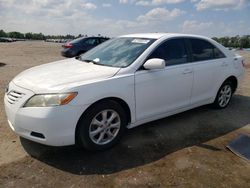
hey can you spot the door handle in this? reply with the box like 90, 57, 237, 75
182, 69, 193, 74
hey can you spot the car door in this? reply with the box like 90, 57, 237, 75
135, 38, 194, 121
187, 38, 226, 105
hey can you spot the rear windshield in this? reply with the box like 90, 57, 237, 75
70, 37, 85, 44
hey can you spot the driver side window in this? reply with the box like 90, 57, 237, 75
148, 38, 188, 66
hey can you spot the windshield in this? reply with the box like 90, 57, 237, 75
79, 37, 156, 67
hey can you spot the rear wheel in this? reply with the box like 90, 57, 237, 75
213, 81, 233, 109
77, 100, 127, 151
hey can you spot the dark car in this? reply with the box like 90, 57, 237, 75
61, 36, 109, 57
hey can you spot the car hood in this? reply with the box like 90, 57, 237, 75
13, 58, 120, 93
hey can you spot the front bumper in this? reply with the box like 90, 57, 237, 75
4, 82, 86, 146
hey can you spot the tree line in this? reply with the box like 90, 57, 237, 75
1, 29, 250, 48
0, 29, 76, 40
212, 35, 250, 49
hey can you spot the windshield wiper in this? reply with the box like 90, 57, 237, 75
80, 59, 95, 63
80, 58, 105, 66
92, 61, 106, 66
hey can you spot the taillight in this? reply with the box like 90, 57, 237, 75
242, 60, 245, 68
63, 43, 73, 48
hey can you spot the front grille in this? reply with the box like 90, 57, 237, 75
7, 90, 24, 104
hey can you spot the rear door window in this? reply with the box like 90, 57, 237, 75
189, 39, 214, 61
189, 38, 226, 62
214, 47, 226, 58
148, 38, 188, 66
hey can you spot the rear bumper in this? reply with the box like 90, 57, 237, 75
61, 49, 76, 58
236, 67, 245, 91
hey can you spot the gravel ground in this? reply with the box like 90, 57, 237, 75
0, 41, 250, 188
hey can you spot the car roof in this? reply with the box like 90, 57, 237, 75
74, 36, 107, 40
120, 33, 211, 40
69, 36, 108, 43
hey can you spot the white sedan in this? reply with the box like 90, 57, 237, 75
4, 33, 245, 150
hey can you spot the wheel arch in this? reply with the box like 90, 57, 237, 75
212, 75, 238, 104
224, 75, 238, 93
212, 75, 237, 108
75, 97, 132, 143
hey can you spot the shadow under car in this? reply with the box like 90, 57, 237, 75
20, 94, 250, 175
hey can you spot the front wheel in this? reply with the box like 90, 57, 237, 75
77, 100, 127, 151
213, 81, 233, 109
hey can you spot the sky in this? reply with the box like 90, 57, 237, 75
0, 0, 249, 37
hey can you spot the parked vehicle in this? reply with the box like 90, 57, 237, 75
0, 37, 13, 42
61, 36, 109, 57
4, 33, 245, 151
45, 38, 71, 43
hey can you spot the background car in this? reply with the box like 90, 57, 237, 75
61, 36, 109, 57
0, 37, 13, 42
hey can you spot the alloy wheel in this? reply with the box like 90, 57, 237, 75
89, 109, 121, 145
218, 84, 232, 108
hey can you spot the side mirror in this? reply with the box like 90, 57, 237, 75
143, 58, 165, 70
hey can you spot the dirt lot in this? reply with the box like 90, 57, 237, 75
0, 41, 250, 188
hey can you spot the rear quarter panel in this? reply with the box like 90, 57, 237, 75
208, 40, 245, 99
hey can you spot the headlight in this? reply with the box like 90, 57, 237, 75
5, 84, 9, 93
24, 92, 77, 107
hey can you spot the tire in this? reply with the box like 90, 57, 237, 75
213, 81, 233, 109
77, 100, 127, 151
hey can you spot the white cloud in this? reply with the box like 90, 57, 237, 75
0, 0, 100, 35
80, 2, 97, 10
195, 0, 245, 11
0, 0, 97, 16
137, 8, 185, 22
119, 0, 129, 4
0, 0, 248, 37
136, 0, 185, 6
0, 3, 185, 36
182, 20, 213, 33
136, 1, 151, 6
154, 0, 185, 3
181, 20, 250, 37
102, 3, 112, 7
